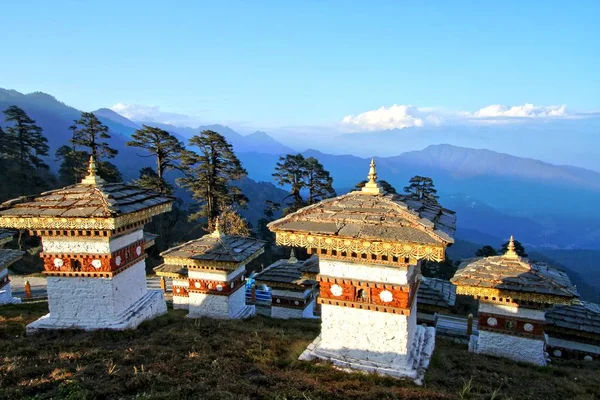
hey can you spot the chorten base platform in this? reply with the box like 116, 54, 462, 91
299, 325, 436, 385
0, 284, 21, 305
26, 290, 167, 334
468, 332, 547, 366
187, 304, 256, 320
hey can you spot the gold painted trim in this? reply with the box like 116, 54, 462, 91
0, 202, 172, 231
274, 231, 446, 262
455, 286, 575, 305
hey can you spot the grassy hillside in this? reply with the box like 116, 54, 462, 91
1, 303, 599, 399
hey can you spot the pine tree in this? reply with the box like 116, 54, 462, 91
68, 112, 121, 182
215, 206, 251, 237
305, 157, 336, 204
55, 145, 88, 185
403, 175, 439, 203
69, 112, 117, 159
475, 245, 497, 257
134, 167, 174, 194
2, 106, 50, 195
178, 130, 248, 223
273, 154, 336, 214
355, 179, 397, 194
126, 125, 184, 194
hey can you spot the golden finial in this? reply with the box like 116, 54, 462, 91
81, 155, 105, 185
210, 216, 223, 238
361, 158, 381, 195
289, 248, 297, 263
504, 235, 518, 259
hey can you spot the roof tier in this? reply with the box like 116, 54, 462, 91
159, 229, 265, 270
254, 253, 317, 288
451, 239, 578, 305
546, 302, 600, 337
418, 277, 457, 309
0, 249, 25, 270
0, 158, 172, 231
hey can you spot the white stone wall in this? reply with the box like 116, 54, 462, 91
42, 230, 143, 254
227, 286, 247, 318
479, 302, 545, 321
46, 261, 147, 322
172, 278, 189, 309
319, 259, 411, 285
319, 300, 416, 366
188, 291, 229, 318
476, 330, 546, 366
188, 264, 244, 281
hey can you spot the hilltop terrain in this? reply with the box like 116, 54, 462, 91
1, 302, 599, 400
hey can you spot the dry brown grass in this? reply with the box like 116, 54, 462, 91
0, 302, 598, 400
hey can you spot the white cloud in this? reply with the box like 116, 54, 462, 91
110, 103, 207, 127
341, 103, 572, 131
342, 105, 429, 131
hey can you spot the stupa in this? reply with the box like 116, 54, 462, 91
0, 230, 24, 305
451, 236, 578, 365
0, 157, 173, 333
155, 220, 265, 318
268, 159, 456, 383
253, 251, 319, 319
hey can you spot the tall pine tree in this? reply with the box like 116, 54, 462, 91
178, 130, 248, 225
403, 175, 439, 203
66, 112, 121, 182
2, 106, 50, 195
126, 125, 184, 194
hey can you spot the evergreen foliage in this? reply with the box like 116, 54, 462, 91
133, 167, 174, 195
178, 130, 248, 224
69, 112, 117, 160
403, 175, 439, 203
475, 245, 498, 257
273, 154, 336, 214
1, 106, 50, 196
127, 125, 184, 195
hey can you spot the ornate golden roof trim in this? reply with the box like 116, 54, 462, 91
275, 231, 446, 262
455, 286, 575, 305
0, 202, 172, 231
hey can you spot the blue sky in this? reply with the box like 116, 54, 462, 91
2, 1, 599, 130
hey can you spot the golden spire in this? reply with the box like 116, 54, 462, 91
210, 216, 224, 238
504, 235, 518, 259
289, 248, 297, 263
81, 155, 105, 185
361, 158, 381, 195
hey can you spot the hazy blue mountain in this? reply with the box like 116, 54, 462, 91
328, 117, 600, 172
135, 121, 295, 155
93, 108, 141, 129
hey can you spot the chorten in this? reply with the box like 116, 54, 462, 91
0, 230, 24, 305
155, 219, 265, 319
451, 236, 578, 365
253, 251, 319, 319
0, 157, 173, 333
268, 159, 456, 384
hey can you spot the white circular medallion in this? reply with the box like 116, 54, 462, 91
294, 300, 299, 305
91, 259, 102, 269
584, 355, 593, 361
136, 246, 142, 256
276, 299, 281, 303
176, 288, 181, 293
553, 349, 562, 357
115, 255, 122, 266
487, 317, 498, 327
53, 258, 64, 269
208, 283, 212, 289
330, 284, 343, 297
523, 323, 534, 332
216, 284, 223, 292
379, 290, 393, 303
194, 281, 201, 288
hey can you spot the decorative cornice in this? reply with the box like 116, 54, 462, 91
0, 202, 172, 231
456, 286, 575, 306
275, 231, 446, 263
163, 247, 264, 271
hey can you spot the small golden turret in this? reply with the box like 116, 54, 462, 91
81, 155, 105, 186
361, 158, 381, 195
